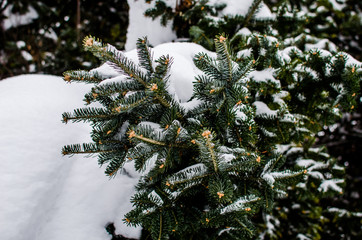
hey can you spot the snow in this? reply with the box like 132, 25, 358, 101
149, 42, 215, 102
329, 0, 346, 11
2, 5, 38, 30
253, 101, 278, 117
220, 194, 259, 214
125, 0, 177, 51
305, 39, 337, 53
208, 0, 275, 19
318, 179, 344, 193
248, 68, 281, 88
168, 163, 208, 185
297, 233, 312, 240
0, 75, 140, 240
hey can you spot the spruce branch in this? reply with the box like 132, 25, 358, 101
62, 107, 114, 123
62, 143, 116, 156
243, 0, 263, 30
215, 34, 233, 83
128, 130, 167, 146
136, 37, 154, 74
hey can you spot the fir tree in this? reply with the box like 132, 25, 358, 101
62, 31, 360, 239
142, 1, 362, 238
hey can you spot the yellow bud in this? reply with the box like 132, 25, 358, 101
202, 130, 211, 138
217, 192, 225, 198
64, 75, 71, 82
85, 38, 93, 46
219, 36, 227, 43
150, 83, 158, 91
128, 130, 136, 138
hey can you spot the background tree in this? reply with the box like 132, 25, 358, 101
0, 0, 129, 79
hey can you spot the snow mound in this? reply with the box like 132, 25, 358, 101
0, 75, 140, 240
126, 0, 177, 51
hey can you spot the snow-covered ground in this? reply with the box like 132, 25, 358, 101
0, 75, 140, 240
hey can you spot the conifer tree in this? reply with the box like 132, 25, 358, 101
142, 0, 362, 238
62, 1, 361, 239
62, 31, 360, 239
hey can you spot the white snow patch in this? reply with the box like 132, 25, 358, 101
318, 179, 344, 193
208, 0, 275, 19
3, 5, 38, 30
126, 0, 177, 51
253, 101, 277, 117
249, 68, 281, 88
0, 74, 140, 240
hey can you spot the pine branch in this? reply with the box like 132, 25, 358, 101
63, 70, 104, 84
62, 143, 116, 155
136, 37, 154, 74
214, 35, 233, 83
62, 107, 113, 123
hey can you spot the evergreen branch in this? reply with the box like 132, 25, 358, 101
113, 93, 150, 113
193, 53, 221, 80
62, 143, 116, 155
92, 80, 143, 97
206, 136, 219, 173
62, 107, 113, 123
215, 35, 233, 83
168, 163, 210, 185
235, 218, 253, 236
158, 213, 163, 240
220, 194, 260, 214
83, 36, 149, 87
136, 37, 154, 74
234, 59, 255, 83
63, 70, 104, 84
129, 131, 167, 146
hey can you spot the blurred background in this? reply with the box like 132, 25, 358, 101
0, 0, 129, 79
